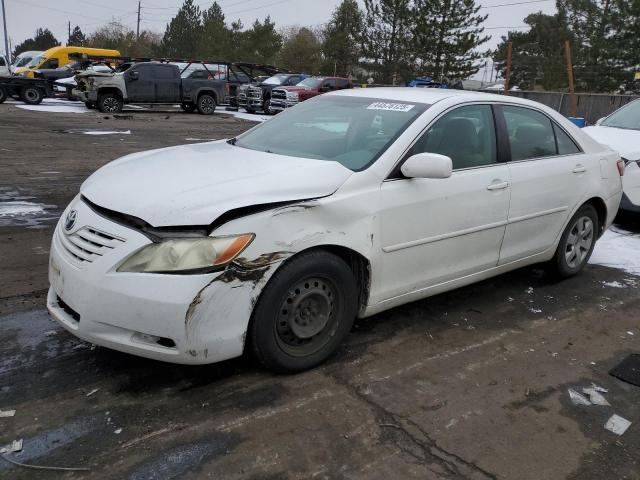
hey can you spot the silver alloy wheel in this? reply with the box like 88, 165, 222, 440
102, 97, 120, 112
199, 95, 215, 113
565, 216, 594, 269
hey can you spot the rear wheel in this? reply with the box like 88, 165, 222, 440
20, 86, 44, 105
0, 87, 6, 104
249, 250, 358, 372
550, 204, 598, 277
196, 93, 216, 115
97, 93, 123, 113
180, 102, 196, 113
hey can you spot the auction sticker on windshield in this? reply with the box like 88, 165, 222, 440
367, 102, 415, 112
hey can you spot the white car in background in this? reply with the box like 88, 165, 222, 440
583, 100, 640, 212
0, 56, 9, 77
48, 88, 623, 372
10, 50, 43, 73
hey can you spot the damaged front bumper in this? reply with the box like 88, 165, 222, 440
47, 197, 282, 365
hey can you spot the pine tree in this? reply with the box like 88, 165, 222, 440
557, 0, 625, 92
322, 0, 363, 77
201, 2, 231, 59
413, 0, 489, 81
494, 13, 571, 90
362, 0, 413, 84
13, 28, 60, 57
68, 26, 86, 47
160, 0, 202, 58
278, 27, 323, 73
243, 17, 282, 64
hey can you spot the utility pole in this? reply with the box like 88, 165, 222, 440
503, 41, 513, 96
1, 0, 9, 63
565, 40, 578, 117
68, 21, 71, 45
136, 1, 141, 40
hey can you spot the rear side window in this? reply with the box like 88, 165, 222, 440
155, 66, 177, 79
409, 104, 497, 170
554, 124, 581, 155
323, 79, 338, 89
503, 106, 556, 161
337, 79, 351, 89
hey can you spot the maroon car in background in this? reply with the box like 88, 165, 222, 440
270, 76, 352, 113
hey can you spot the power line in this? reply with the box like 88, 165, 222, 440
480, 0, 553, 8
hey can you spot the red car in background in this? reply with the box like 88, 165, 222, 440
270, 76, 352, 113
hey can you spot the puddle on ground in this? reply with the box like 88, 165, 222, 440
0, 187, 58, 228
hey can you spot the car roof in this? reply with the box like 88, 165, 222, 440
330, 87, 527, 105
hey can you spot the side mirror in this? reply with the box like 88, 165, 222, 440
129, 71, 139, 81
401, 153, 453, 179
595, 117, 606, 125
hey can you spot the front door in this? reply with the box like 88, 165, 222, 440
497, 105, 588, 264
377, 104, 511, 302
154, 65, 181, 103
125, 64, 155, 102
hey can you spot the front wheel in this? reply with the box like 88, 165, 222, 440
97, 93, 123, 113
20, 86, 44, 105
550, 204, 598, 278
262, 99, 273, 115
0, 86, 6, 104
196, 93, 216, 115
84, 101, 95, 109
249, 250, 358, 372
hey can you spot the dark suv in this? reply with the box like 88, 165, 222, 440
237, 73, 307, 115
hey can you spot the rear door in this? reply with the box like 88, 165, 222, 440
497, 104, 588, 264
154, 65, 181, 102
125, 64, 155, 102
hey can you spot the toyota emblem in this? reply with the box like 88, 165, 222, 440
65, 210, 78, 231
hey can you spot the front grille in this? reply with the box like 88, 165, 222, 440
58, 225, 125, 266
248, 86, 262, 99
271, 89, 287, 100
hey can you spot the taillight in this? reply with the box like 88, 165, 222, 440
617, 159, 625, 176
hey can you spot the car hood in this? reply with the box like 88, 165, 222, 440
81, 140, 353, 227
582, 126, 640, 161
76, 71, 116, 79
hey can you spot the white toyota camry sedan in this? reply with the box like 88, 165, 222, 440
48, 88, 623, 372
583, 99, 640, 213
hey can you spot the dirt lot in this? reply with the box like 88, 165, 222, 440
1, 100, 640, 479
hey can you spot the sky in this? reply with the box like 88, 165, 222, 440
3, 0, 556, 74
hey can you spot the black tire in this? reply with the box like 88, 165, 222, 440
263, 98, 273, 115
84, 101, 95, 110
550, 204, 599, 278
20, 86, 44, 105
196, 93, 216, 115
249, 250, 358, 373
0, 87, 6, 104
97, 93, 123, 113
180, 102, 196, 113
244, 108, 256, 114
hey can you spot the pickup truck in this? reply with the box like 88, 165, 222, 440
0, 56, 9, 77
270, 76, 352, 113
73, 62, 226, 114
237, 73, 307, 115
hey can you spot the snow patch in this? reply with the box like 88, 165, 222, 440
82, 130, 131, 136
218, 109, 269, 122
590, 228, 640, 276
0, 201, 45, 217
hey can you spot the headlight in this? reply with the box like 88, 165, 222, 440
117, 234, 254, 274
286, 92, 299, 101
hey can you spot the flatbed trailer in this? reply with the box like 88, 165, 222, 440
0, 76, 52, 105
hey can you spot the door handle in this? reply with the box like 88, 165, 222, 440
572, 164, 587, 173
487, 181, 509, 191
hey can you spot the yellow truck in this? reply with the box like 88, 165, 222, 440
15, 46, 121, 77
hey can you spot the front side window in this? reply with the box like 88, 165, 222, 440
286, 76, 302, 85
503, 106, 556, 161
235, 96, 428, 171
409, 104, 497, 170
323, 79, 338, 89
40, 58, 59, 69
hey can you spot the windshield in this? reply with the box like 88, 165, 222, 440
234, 96, 428, 171
27, 54, 44, 68
601, 101, 640, 130
15, 57, 33, 67
297, 78, 323, 88
262, 74, 290, 85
